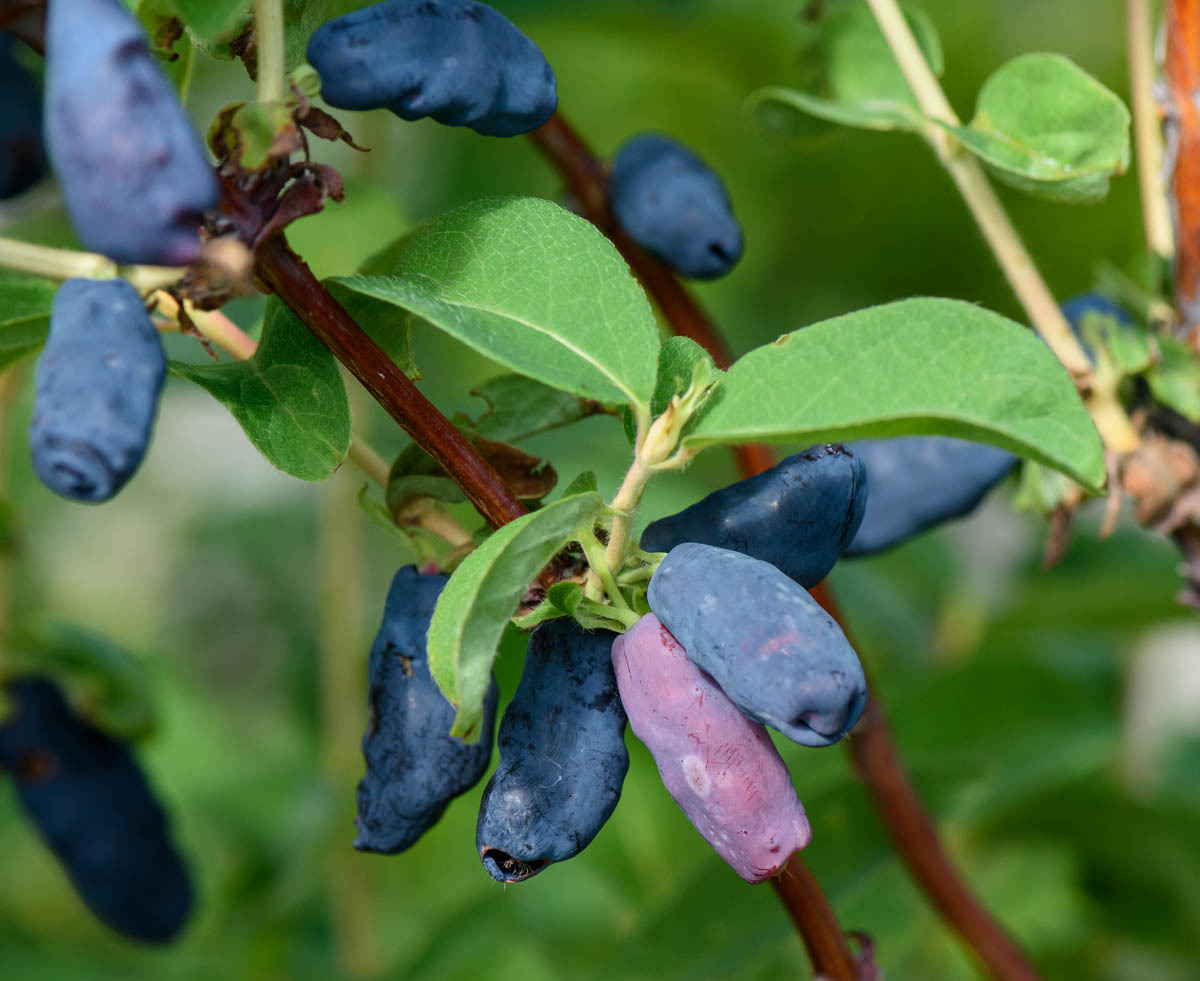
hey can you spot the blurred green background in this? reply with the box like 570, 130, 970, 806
2, 0, 1198, 978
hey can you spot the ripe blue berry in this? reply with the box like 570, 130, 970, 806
29, 278, 166, 503
355, 566, 499, 854
0, 677, 193, 943
647, 543, 867, 747
44, 0, 217, 264
609, 133, 744, 280
613, 614, 812, 883
641, 444, 867, 587
476, 619, 628, 882
843, 436, 1017, 558
307, 0, 558, 138
0, 34, 46, 199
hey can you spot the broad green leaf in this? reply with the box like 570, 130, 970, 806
176, 0, 250, 40
939, 54, 1131, 204
1147, 335, 1200, 421
330, 197, 660, 413
460, 374, 599, 443
559, 471, 599, 498
428, 491, 609, 740
0, 271, 56, 369
7, 620, 156, 741
749, 1, 943, 136
172, 298, 351, 481
684, 297, 1105, 491
356, 486, 423, 561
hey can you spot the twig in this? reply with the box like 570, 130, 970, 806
771, 859, 863, 981
864, 0, 1141, 453
255, 234, 527, 529
1166, 0, 1200, 350
1128, 0, 1175, 260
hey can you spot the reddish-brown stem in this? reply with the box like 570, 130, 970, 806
772, 861, 862, 981
255, 234, 526, 530
1166, 0, 1200, 351
810, 585, 1041, 981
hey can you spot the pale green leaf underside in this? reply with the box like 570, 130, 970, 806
750, 1, 943, 135
331, 197, 659, 411
940, 53, 1130, 204
172, 298, 351, 481
684, 297, 1105, 492
428, 490, 609, 741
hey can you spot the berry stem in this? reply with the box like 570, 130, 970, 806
253, 0, 287, 105
864, 0, 1142, 453
1127, 0, 1174, 262
0, 236, 181, 292
255, 234, 528, 530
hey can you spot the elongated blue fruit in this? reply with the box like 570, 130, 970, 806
29, 278, 166, 503
44, 0, 217, 264
843, 436, 1018, 557
612, 615, 812, 883
647, 543, 866, 747
355, 566, 498, 854
609, 133, 744, 279
640, 444, 866, 587
0, 34, 46, 199
476, 620, 628, 882
307, 0, 557, 137
0, 677, 192, 943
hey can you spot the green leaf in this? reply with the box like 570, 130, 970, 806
622, 337, 721, 444
460, 374, 599, 443
1147, 335, 1200, 421
172, 298, 351, 481
749, 0, 943, 135
356, 486, 423, 561
176, 0, 250, 40
560, 471, 599, 498
0, 271, 56, 369
7, 620, 157, 741
427, 491, 609, 740
684, 297, 1105, 491
938, 53, 1131, 204
329, 197, 660, 413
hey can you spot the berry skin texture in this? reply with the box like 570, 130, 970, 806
609, 133, 744, 280
476, 619, 629, 882
0, 34, 46, 199
306, 0, 557, 138
842, 436, 1018, 558
44, 0, 217, 265
355, 566, 498, 855
647, 543, 867, 747
0, 677, 193, 943
29, 278, 167, 503
612, 614, 812, 883
641, 444, 867, 587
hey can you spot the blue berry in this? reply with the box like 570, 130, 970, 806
307, 0, 557, 138
29, 278, 166, 503
641, 444, 866, 587
843, 436, 1017, 558
354, 566, 498, 854
0, 677, 193, 943
647, 542, 867, 747
609, 133, 744, 279
0, 34, 46, 199
44, 0, 217, 264
476, 620, 628, 882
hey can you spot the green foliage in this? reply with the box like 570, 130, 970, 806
0, 272, 55, 371
171, 298, 351, 481
940, 53, 1131, 204
427, 490, 609, 741
175, 0, 251, 41
1147, 335, 1200, 422
750, 0, 943, 136
684, 297, 1106, 490
330, 197, 661, 415
457, 374, 600, 443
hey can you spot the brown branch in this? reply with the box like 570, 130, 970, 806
0, 0, 45, 54
255, 234, 527, 530
531, 109, 1042, 980
1166, 0, 1200, 351
811, 585, 1041, 981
